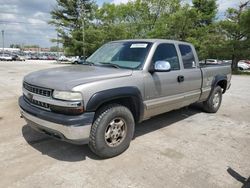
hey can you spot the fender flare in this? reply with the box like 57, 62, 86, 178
86, 87, 144, 122
212, 75, 228, 93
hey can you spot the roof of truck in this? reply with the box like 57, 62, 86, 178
111, 39, 193, 45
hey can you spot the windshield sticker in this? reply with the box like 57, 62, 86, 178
130, 43, 148, 48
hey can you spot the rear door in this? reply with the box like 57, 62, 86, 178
176, 44, 202, 104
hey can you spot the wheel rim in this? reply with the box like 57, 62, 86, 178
212, 92, 220, 108
104, 118, 127, 147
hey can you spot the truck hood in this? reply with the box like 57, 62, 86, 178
24, 65, 133, 90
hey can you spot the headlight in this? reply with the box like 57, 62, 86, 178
53, 91, 82, 101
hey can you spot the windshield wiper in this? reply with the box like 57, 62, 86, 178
98, 62, 121, 69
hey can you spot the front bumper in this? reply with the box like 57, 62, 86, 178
19, 96, 94, 144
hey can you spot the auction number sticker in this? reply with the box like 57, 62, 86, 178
130, 43, 148, 48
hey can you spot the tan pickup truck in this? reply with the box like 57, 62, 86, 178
19, 39, 231, 158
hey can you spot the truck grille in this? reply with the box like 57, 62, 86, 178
24, 95, 50, 109
23, 82, 52, 97
23, 82, 52, 110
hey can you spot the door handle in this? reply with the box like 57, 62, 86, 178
177, 75, 184, 82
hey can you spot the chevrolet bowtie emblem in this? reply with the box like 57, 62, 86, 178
27, 93, 33, 100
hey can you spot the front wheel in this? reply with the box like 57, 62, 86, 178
203, 86, 222, 113
89, 104, 135, 158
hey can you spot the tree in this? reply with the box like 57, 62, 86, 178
50, 0, 96, 56
10, 44, 21, 48
24, 45, 39, 48
192, 0, 217, 26
219, 1, 250, 70
163, 5, 198, 40
50, 46, 63, 52
49, 0, 249, 67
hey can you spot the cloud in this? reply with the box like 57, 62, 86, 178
112, 0, 131, 4
0, 0, 57, 47
111, 0, 243, 13
217, 0, 241, 14
0, 0, 245, 48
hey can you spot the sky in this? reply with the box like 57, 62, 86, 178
0, 0, 243, 48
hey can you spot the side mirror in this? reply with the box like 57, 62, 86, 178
154, 61, 171, 72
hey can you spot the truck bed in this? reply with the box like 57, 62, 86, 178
199, 63, 231, 101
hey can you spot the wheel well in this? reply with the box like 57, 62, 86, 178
217, 80, 227, 93
94, 97, 140, 123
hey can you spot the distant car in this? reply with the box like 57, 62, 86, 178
12, 55, 25, 61
58, 56, 69, 61
238, 61, 250, 70
73, 56, 85, 64
47, 56, 56, 60
68, 56, 78, 63
239, 60, 250, 65
206, 59, 222, 64
25, 55, 32, 60
39, 55, 48, 60
30, 56, 39, 60
223, 60, 232, 64
0, 54, 13, 61
245, 60, 250, 65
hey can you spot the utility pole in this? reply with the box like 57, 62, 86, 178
1, 30, 4, 55
81, 2, 86, 60
57, 31, 59, 61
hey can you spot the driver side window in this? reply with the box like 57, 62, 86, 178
152, 43, 180, 71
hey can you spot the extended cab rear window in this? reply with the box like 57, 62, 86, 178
178, 44, 196, 69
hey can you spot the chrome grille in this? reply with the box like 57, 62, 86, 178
23, 82, 52, 97
23, 82, 52, 110
24, 95, 50, 109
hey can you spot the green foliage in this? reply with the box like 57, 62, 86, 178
23, 45, 40, 48
10, 44, 21, 48
219, 4, 250, 70
192, 0, 217, 25
50, 46, 63, 52
50, 0, 250, 69
232, 70, 250, 75
49, 0, 95, 56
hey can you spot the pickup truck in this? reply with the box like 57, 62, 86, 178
19, 39, 231, 158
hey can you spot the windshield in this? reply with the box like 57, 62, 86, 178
86, 41, 152, 69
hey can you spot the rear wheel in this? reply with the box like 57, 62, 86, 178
89, 104, 135, 158
203, 86, 222, 113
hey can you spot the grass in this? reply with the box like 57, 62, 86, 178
232, 70, 250, 75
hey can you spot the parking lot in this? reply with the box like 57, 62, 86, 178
0, 61, 249, 188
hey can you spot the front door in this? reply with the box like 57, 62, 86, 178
143, 43, 201, 119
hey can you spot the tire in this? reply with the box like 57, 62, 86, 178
89, 104, 135, 158
203, 86, 222, 113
